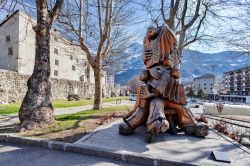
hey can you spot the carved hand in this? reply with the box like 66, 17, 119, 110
139, 84, 155, 99
163, 59, 173, 68
171, 70, 181, 79
139, 69, 150, 81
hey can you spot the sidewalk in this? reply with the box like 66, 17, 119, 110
0, 100, 134, 127
74, 119, 250, 166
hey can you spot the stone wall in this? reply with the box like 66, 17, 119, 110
0, 69, 97, 103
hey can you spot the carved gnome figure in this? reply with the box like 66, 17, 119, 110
119, 24, 209, 142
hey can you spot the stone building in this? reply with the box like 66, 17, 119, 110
0, 10, 107, 86
0, 10, 117, 103
192, 74, 217, 95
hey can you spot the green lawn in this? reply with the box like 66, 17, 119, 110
20, 105, 131, 142
0, 96, 128, 115
54, 105, 129, 127
0, 102, 21, 115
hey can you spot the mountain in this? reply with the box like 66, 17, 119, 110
114, 43, 250, 85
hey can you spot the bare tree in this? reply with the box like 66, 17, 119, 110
18, 0, 65, 131
0, 0, 18, 14
138, 0, 216, 65
0, 0, 36, 16
220, 1, 250, 56
57, 0, 135, 109
128, 76, 139, 93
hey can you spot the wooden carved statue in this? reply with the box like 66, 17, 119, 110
119, 24, 209, 142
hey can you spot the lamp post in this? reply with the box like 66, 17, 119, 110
210, 64, 216, 101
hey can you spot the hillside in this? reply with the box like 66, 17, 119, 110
115, 43, 250, 85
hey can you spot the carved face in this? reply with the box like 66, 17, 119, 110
146, 27, 159, 40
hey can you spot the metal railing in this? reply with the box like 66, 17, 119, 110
205, 115, 250, 147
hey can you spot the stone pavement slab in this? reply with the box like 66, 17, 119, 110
74, 119, 250, 166
0, 142, 138, 166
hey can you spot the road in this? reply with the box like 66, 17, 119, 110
0, 142, 137, 166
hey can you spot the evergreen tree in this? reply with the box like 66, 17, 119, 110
187, 87, 195, 97
197, 89, 205, 99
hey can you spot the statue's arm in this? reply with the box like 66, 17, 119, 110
139, 69, 150, 81
170, 65, 181, 79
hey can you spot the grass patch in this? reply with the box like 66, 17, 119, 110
52, 100, 93, 109
19, 105, 131, 142
0, 102, 21, 114
0, 96, 129, 115
103, 96, 128, 103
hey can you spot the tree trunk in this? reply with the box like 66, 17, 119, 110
93, 66, 102, 110
176, 31, 185, 83
18, 2, 53, 131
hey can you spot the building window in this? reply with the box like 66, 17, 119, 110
54, 48, 58, 54
70, 55, 73, 60
204, 83, 206, 86
55, 59, 59, 66
86, 67, 90, 79
72, 65, 76, 71
80, 75, 84, 82
54, 70, 58, 76
6, 35, 10, 42
54, 36, 58, 42
8, 47, 13, 55
76, 59, 79, 63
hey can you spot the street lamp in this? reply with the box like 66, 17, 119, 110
210, 64, 216, 101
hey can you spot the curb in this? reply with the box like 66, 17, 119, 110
0, 134, 194, 166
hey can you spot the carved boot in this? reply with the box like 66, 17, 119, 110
145, 98, 170, 142
119, 107, 148, 135
147, 98, 169, 133
119, 123, 134, 135
182, 123, 209, 137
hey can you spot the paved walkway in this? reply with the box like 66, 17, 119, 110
0, 142, 137, 166
0, 100, 135, 127
75, 119, 250, 166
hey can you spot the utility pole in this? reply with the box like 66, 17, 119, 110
210, 64, 216, 101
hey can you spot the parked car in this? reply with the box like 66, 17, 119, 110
129, 94, 137, 101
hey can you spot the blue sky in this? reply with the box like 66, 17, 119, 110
0, 0, 246, 54
128, 1, 244, 53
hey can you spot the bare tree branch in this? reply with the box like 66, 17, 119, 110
50, 0, 65, 23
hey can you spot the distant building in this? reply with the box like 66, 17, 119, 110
221, 66, 250, 103
223, 66, 250, 95
192, 74, 217, 95
0, 10, 107, 86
